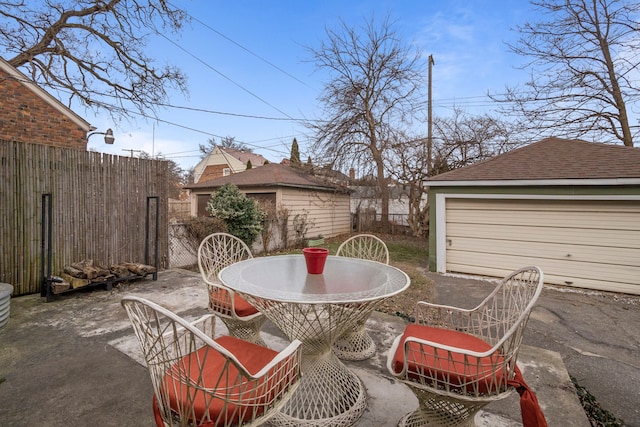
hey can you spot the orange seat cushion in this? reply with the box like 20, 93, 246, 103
158, 335, 291, 426
391, 324, 505, 394
209, 288, 259, 317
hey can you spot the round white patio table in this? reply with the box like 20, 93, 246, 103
219, 254, 410, 427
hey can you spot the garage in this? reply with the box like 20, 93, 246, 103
427, 138, 640, 295
440, 197, 640, 294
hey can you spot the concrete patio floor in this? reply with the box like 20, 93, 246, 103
1, 267, 637, 426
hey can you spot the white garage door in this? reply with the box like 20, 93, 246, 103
444, 198, 640, 295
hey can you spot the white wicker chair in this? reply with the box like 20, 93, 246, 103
387, 266, 544, 427
121, 296, 303, 427
333, 234, 390, 360
198, 233, 266, 345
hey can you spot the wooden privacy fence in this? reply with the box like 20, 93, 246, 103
168, 198, 191, 222
0, 141, 169, 296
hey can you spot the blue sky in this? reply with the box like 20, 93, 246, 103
82, 0, 537, 170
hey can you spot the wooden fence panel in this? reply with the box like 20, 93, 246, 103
168, 199, 191, 222
0, 141, 169, 296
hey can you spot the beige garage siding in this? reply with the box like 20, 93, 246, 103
280, 188, 351, 241
444, 198, 640, 295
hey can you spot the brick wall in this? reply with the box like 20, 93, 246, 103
0, 70, 87, 150
198, 164, 229, 182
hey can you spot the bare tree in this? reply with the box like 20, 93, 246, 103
276, 204, 290, 249
389, 135, 430, 237
0, 0, 188, 119
199, 135, 248, 158
491, 0, 640, 147
183, 166, 195, 185
432, 108, 513, 171
257, 200, 276, 254
389, 111, 512, 237
308, 15, 424, 232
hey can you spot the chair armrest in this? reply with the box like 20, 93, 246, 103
203, 279, 226, 291
387, 332, 498, 373
202, 275, 234, 296
249, 339, 303, 379
416, 300, 474, 316
162, 313, 218, 341
388, 333, 510, 396
189, 313, 217, 339
204, 281, 236, 314
386, 334, 405, 375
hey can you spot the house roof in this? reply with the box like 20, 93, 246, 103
0, 57, 91, 131
185, 163, 351, 193
427, 137, 640, 186
192, 147, 269, 183
223, 148, 267, 166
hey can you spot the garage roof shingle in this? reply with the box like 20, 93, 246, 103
427, 137, 640, 182
185, 163, 349, 193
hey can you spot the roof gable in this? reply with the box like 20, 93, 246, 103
192, 147, 247, 183
0, 57, 91, 131
428, 137, 640, 183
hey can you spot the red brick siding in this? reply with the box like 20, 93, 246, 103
199, 164, 231, 182
0, 70, 87, 149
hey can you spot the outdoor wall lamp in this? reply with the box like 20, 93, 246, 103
87, 128, 115, 144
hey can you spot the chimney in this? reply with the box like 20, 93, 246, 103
349, 168, 355, 180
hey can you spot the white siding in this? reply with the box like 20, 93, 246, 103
442, 198, 640, 295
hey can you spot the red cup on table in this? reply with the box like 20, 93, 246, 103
303, 247, 329, 274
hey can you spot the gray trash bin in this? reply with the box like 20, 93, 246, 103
0, 283, 13, 329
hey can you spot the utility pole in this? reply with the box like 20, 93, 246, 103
427, 54, 434, 175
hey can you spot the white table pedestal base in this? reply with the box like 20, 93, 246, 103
219, 256, 410, 427
270, 351, 366, 427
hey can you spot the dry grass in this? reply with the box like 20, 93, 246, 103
325, 233, 432, 320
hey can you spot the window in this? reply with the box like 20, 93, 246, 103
223, 168, 231, 176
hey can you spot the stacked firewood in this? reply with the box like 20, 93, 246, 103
51, 259, 156, 293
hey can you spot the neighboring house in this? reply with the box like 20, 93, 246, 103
0, 57, 92, 148
426, 137, 640, 295
185, 163, 351, 249
192, 146, 267, 183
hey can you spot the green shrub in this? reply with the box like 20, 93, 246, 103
207, 183, 266, 246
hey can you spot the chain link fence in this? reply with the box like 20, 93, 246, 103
169, 223, 197, 269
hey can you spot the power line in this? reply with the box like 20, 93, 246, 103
155, 102, 305, 121
87, 98, 294, 157
157, 33, 295, 120
185, 11, 315, 91
44, 76, 312, 123
110, 108, 307, 160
